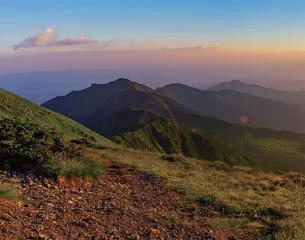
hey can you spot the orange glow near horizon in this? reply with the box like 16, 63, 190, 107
1, 47, 304, 82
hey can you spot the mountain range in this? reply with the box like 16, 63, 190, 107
210, 79, 305, 105
0, 69, 214, 104
42, 78, 305, 173
2, 69, 304, 104
156, 83, 305, 133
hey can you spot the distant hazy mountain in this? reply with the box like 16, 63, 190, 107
209, 80, 305, 105
43, 78, 305, 172
0, 69, 216, 104
0, 69, 133, 104
156, 83, 305, 133
244, 79, 305, 91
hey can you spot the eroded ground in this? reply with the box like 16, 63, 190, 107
0, 162, 258, 240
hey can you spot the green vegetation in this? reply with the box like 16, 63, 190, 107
102, 108, 217, 160
89, 145, 305, 239
0, 117, 104, 179
45, 156, 103, 179
0, 183, 19, 201
0, 88, 113, 178
0, 88, 112, 145
0, 117, 82, 171
172, 111, 305, 172
109, 110, 305, 172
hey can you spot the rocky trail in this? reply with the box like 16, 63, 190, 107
0, 162, 251, 240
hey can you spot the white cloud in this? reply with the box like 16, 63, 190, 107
13, 28, 112, 51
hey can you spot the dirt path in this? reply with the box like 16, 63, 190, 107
0, 163, 251, 240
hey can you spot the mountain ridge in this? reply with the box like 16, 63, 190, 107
42, 78, 193, 124
42, 78, 305, 173
209, 79, 305, 105
156, 82, 305, 133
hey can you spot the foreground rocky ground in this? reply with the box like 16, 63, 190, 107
0, 162, 256, 240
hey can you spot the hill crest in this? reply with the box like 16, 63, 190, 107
209, 79, 305, 105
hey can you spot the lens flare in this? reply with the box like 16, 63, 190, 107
240, 115, 248, 124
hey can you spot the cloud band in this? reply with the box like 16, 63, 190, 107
13, 28, 113, 51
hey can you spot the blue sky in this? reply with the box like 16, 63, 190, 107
0, 0, 305, 53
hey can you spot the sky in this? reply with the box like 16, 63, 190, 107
0, 0, 304, 81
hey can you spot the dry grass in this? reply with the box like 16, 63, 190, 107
0, 183, 19, 201
89, 145, 305, 239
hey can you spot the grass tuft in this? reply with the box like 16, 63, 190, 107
159, 213, 180, 223
0, 183, 19, 201
45, 156, 103, 179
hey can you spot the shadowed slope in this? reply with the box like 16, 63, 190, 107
209, 79, 305, 105
156, 83, 305, 133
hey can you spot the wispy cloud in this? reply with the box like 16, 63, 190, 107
160, 44, 220, 52
13, 28, 114, 51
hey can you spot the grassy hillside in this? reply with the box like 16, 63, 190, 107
96, 108, 217, 160
171, 110, 305, 172
0, 88, 112, 179
156, 83, 305, 133
0, 88, 112, 146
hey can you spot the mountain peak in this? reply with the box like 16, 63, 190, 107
113, 78, 133, 83
89, 78, 133, 88
90, 83, 99, 87
228, 79, 242, 84
109, 78, 153, 92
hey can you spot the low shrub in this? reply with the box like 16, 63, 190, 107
0, 117, 83, 172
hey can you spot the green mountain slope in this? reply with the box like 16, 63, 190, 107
43, 79, 305, 173
156, 83, 305, 133
209, 79, 305, 105
170, 110, 305, 172
0, 88, 112, 146
96, 108, 217, 160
